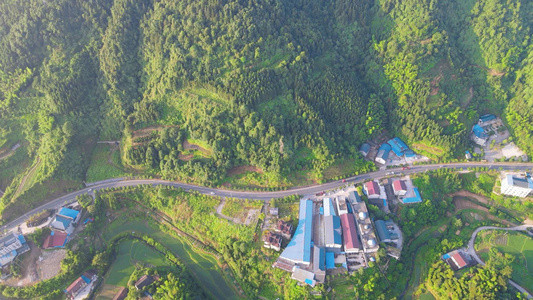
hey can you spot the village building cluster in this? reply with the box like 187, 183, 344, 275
269, 189, 404, 287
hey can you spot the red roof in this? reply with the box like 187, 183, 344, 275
365, 181, 380, 196
340, 214, 360, 250
452, 252, 467, 268
66, 277, 86, 295
43, 231, 68, 249
393, 180, 407, 192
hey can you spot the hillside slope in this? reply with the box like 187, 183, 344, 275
1, 0, 533, 217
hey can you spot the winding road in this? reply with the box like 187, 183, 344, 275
466, 225, 533, 298
2, 162, 533, 236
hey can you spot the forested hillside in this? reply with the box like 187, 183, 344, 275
1, 0, 533, 218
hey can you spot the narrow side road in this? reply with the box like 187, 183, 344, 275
466, 225, 533, 299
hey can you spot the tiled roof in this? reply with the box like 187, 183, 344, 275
365, 181, 380, 196
43, 231, 68, 249
340, 214, 360, 250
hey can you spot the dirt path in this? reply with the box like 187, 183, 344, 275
0, 143, 21, 161
14, 156, 40, 199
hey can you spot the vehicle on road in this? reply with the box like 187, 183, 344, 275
342, 179, 346, 183
401, 167, 410, 170
315, 192, 325, 196
210, 192, 215, 195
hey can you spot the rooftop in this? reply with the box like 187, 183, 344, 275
340, 213, 360, 251
52, 215, 73, 230
375, 220, 391, 241
65, 276, 86, 295
360, 143, 370, 153
388, 138, 409, 157
506, 175, 533, 189
135, 274, 154, 290
392, 180, 407, 192
364, 181, 380, 196
58, 207, 80, 220
323, 198, 336, 217
324, 215, 342, 246
43, 231, 68, 249
402, 188, 423, 204
279, 199, 313, 264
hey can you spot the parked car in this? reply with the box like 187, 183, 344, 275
315, 191, 325, 196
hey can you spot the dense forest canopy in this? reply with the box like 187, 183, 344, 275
1, 0, 533, 212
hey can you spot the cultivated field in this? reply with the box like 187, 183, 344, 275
102, 217, 240, 299
477, 230, 533, 292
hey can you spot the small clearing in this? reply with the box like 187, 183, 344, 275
451, 190, 489, 204
411, 143, 444, 156
178, 153, 194, 161
182, 139, 210, 156
453, 196, 513, 226
37, 249, 67, 281
132, 125, 178, 138
227, 166, 263, 176
472, 64, 505, 77
430, 74, 442, 96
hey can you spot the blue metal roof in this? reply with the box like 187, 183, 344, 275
59, 207, 79, 220
472, 124, 488, 138
360, 143, 370, 153
279, 200, 313, 264
81, 275, 91, 283
388, 138, 409, 157
479, 114, 496, 123
55, 216, 72, 229
404, 150, 416, 157
318, 247, 326, 271
326, 252, 335, 269
403, 188, 423, 204
351, 191, 362, 203
378, 143, 391, 152
333, 216, 342, 244
383, 198, 387, 207
17, 235, 26, 244
375, 220, 391, 241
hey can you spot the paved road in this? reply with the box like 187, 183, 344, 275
2, 162, 533, 236
466, 225, 533, 298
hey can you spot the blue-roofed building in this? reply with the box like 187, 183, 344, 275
375, 143, 391, 164
465, 151, 472, 160
0, 233, 29, 267
324, 215, 342, 254
51, 207, 81, 234
501, 174, 533, 198
279, 199, 313, 265
325, 252, 336, 269
349, 191, 362, 204
323, 198, 337, 216
59, 208, 80, 220
479, 114, 496, 124
375, 220, 399, 243
404, 150, 416, 158
472, 124, 489, 146
402, 188, 423, 204
388, 138, 410, 157
359, 143, 371, 157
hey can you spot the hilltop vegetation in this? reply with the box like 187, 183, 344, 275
1, 0, 533, 218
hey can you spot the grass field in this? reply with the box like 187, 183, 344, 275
222, 198, 262, 220
103, 218, 240, 299
477, 230, 533, 293
105, 239, 168, 286
86, 144, 129, 183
